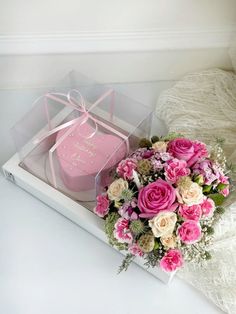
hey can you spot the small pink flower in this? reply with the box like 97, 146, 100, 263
220, 175, 229, 185
114, 218, 133, 244
164, 158, 190, 184
218, 175, 230, 197
160, 152, 172, 161
94, 194, 109, 217
151, 159, 163, 171
201, 198, 215, 217
160, 249, 183, 272
178, 204, 202, 221
117, 158, 137, 180
193, 160, 223, 185
128, 243, 144, 257
178, 220, 201, 244
118, 201, 138, 221
220, 187, 230, 197
143, 150, 155, 159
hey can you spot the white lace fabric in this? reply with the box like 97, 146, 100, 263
156, 69, 236, 314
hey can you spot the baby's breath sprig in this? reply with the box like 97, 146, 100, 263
144, 249, 163, 268
210, 137, 227, 171
161, 132, 185, 141
118, 254, 135, 273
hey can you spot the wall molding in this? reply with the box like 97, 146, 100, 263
0, 26, 235, 55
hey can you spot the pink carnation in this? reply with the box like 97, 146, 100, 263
128, 243, 144, 257
114, 218, 133, 244
178, 204, 202, 221
220, 187, 230, 197
178, 220, 201, 244
167, 138, 208, 167
138, 179, 177, 218
219, 175, 230, 197
220, 175, 229, 185
201, 198, 215, 217
94, 194, 109, 217
160, 249, 183, 272
117, 158, 137, 180
164, 158, 190, 184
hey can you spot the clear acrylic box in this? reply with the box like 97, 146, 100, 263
11, 72, 153, 205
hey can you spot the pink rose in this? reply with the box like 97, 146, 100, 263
160, 249, 183, 272
201, 198, 215, 217
138, 179, 177, 218
167, 138, 208, 167
128, 243, 144, 257
178, 204, 202, 221
94, 194, 109, 217
178, 220, 201, 244
114, 218, 133, 244
117, 158, 137, 180
164, 158, 190, 184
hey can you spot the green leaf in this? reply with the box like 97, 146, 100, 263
216, 183, 228, 191
153, 240, 159, 250
194, 175, 204, 185
205, 251, 212, 260
215, 206, 225, 214
208, 193, 225, 206
151, 135, 159, 144
202, 185, 212, 193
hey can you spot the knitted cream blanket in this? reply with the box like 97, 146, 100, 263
156, 69, 236, 314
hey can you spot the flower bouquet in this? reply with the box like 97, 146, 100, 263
94, 133, 234, 273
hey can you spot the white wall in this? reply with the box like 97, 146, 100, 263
1, 0, 236, 33
0, 0, 235, 88
0, 49, 232, 88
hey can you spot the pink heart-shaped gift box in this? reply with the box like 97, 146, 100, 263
56, 123, 127, 192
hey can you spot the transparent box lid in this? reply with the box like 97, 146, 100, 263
11, 71, 153, 208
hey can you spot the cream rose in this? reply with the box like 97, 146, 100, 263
177, 182, 204, 206
160, 234, 177, 248
148, 211, 177, 238
107, 178, 128, 201
152, 141, 167, 153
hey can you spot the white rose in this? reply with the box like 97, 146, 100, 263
160, 234, 177, 248
149, 211, 177, 238
107, 178, 128, 201
177, 182, 204, 206
152, 141, 167, 153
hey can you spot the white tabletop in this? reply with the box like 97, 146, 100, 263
0, 175, 223, 314
0, 83, 223, 314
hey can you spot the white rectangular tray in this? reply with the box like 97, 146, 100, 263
2, 153, 174, 284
